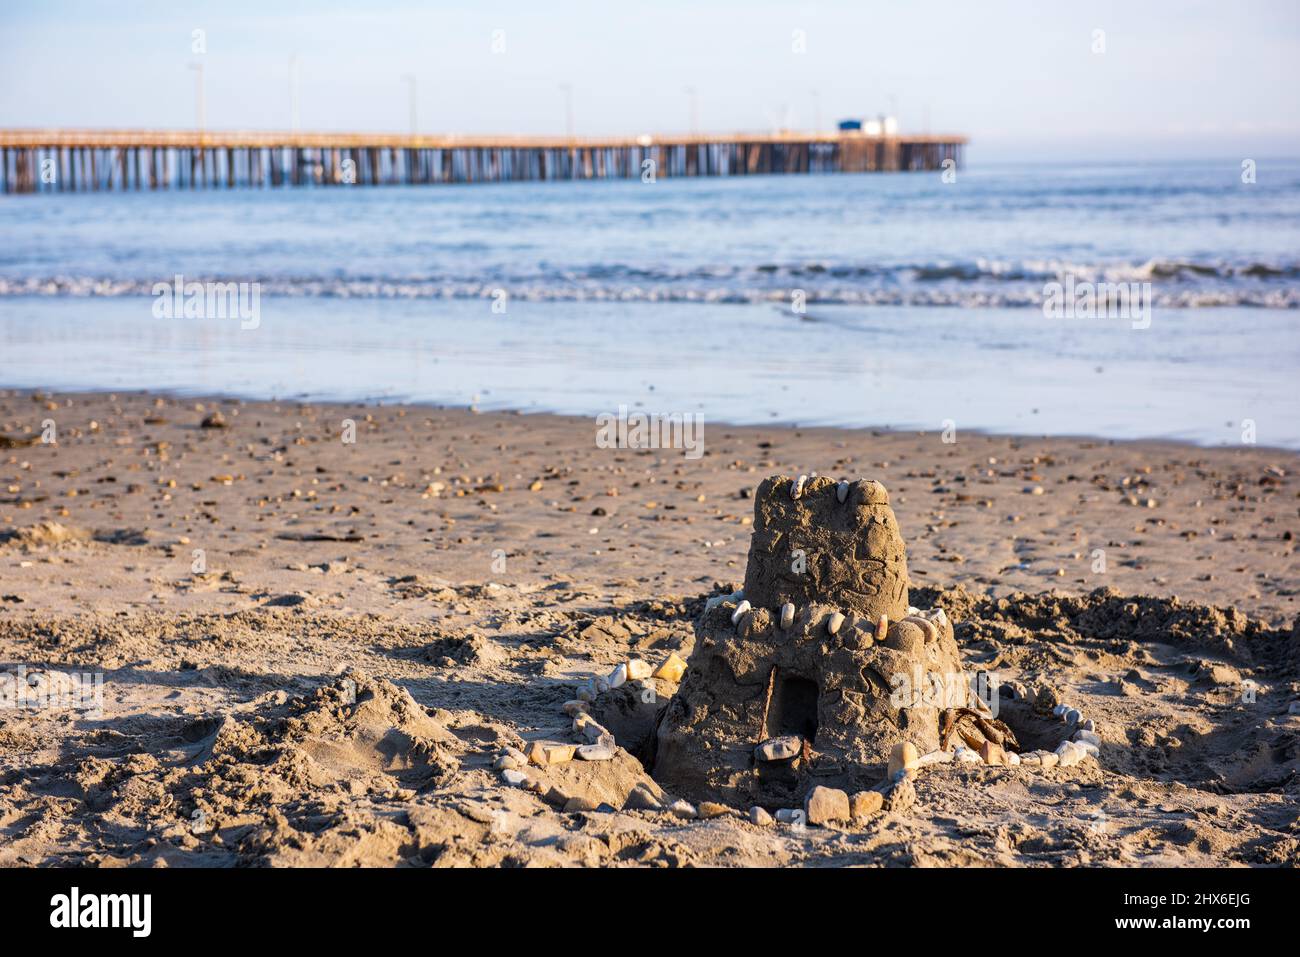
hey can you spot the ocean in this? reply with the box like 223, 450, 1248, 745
2, 158, 1298, 446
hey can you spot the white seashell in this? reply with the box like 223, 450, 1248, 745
791, 474, 807, 499
704, 589, 742, 613
836, 480, 849, 503
669, 800, 698, 819
780, 602, 795, 629
730, 600, 752, 625
608, 663, 628, 688
827, 611, 845, 635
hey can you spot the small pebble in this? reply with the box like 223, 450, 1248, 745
888, 742, 919, 777
501, 769, 529, 787
755, 736, 801, 761
626, 659, 652, 681
749, 806, 774, 826
608, 663, 628, 688
804, 785, 851, 825
577, 742, 615, 761
827, 611, 845, 635
791, 474, 807, 499
1056, 742, 1087, 767
527, 742, 576, 766
850, 790, 884, 820
780, 602, 795, 629
652, 653, 688, 683
836, 480, 849, 503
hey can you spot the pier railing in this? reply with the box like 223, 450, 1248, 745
0, 128, 967, 193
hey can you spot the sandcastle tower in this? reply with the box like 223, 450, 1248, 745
653, 474, 967, 808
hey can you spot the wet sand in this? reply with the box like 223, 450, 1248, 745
1, 389, 1296, 866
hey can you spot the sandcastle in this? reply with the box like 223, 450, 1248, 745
653, 474, 969, 807
495, 473, 1103, 825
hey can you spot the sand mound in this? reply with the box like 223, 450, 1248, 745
1, 521, 90, 548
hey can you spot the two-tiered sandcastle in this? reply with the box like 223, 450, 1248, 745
653, 474, 967, 808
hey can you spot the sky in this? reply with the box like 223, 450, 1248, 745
1, 0, 1298, 162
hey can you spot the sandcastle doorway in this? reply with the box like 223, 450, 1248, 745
763, 670, 820, 744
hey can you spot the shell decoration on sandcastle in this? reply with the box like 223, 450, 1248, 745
495, 474, 1102, 826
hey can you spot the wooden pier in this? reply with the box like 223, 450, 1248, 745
0, 128, 966, 193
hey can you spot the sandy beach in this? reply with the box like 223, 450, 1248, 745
1, 388, 1296, 867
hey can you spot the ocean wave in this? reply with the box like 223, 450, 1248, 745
0, 274, 1294, 308
1, 258, 1298, 309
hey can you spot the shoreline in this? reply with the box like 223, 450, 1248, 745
4, 383, 1298, 456
4, 294, 1298, 449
